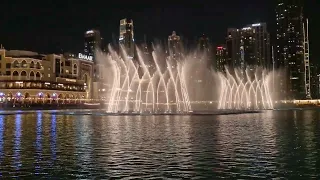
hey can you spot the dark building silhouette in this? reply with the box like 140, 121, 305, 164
275, 0, 305, 99
226, 23, 270, 72
198, 34, 213, 67
119, 18, 134, 59
215, 45, 227, 72
84, 29, 101, 62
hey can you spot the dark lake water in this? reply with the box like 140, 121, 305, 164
0, 109, 320, 179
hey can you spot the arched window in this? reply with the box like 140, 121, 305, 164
25, 93, 30, 98
73, 64, 78, 74
12, 61, 20, 68
21, 60, 27, 68
30, 71, 35, 78
12, 71, 19, 76
36, 72, 41, 78
30, 61, 35, 68
36, 62, 41, 69
21, 71, 27, 76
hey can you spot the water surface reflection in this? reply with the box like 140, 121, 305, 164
0, 110, 319, 178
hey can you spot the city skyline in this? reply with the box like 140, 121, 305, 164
1, 2, 320, 179
0, 1, 317, 101
0, 1, 316, 56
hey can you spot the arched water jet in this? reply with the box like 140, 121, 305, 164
97, 45, 275, 113
218, 67, 274, 110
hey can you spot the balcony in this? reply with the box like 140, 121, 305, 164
0, 80, 86, 92
11, 66, 44, 70
0, 76, 38, 81
56, 77, 84, 85
0, 76, 12, 80
11, 61, 44, 70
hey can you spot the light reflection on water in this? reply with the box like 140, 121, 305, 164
0, 110, 319, 178
0, 115, 4, 164
35, 112, 42, 174
14, 114, 21, 171
50, 114, 57, 163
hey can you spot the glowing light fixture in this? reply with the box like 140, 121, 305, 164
252, 23, 261, 27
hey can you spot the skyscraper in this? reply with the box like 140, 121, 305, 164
226, 28, 240, 69
198, 34, 210, 52
197, 34, 213, 67
275, 0, 304, 99
226, 23, 270, 71
84, 29, 101, 61
303, 19, 311, 99
119, 18, 134, 58
139, 35, 155, 76
215, 45, 227, 72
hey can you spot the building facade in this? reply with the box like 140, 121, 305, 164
119, 18, 134, 58
84, 29, 102, 60
198, 34, 214, 67
0, 48, 94, 104
215, 45, 227, 72
275, 0, 305, 99
198, 34, 210, 52
226, 23, 271, 71
310, 62, 318, 98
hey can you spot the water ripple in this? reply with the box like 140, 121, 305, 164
0, 110, 319, 178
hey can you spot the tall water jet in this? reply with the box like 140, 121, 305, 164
217, 67, 274, 110
96, 45, 277, 113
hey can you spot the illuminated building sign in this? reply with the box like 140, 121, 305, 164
252, 23, 261, 27
78, 53, 93, 61
66, 78, 77, 82
86, 30, 94, 34
242, 27, 251, 30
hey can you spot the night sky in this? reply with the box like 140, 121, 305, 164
0, 0, 317, 60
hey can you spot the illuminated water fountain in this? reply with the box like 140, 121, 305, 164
217, 68, 274, 110
96, 45, 275, 113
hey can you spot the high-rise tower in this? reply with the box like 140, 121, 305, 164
198, 34, 213, 67
84, 29, 101, 61
226, 23, 270, 71
275, 0, 304, 99
119, 18, 134, 59
215, 45, 227, 72
198, 34, 210, 52
303, 19, 311, 99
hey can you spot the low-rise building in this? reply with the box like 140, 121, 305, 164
0, 48, 94, 104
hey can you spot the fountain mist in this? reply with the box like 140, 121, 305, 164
217, 68, 274, 110
96, 44, 275, 113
